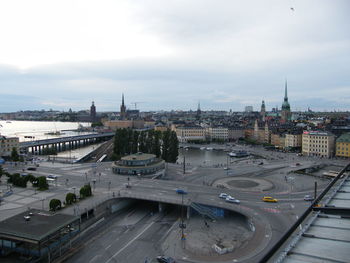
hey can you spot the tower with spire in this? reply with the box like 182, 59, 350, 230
196, 101, 201, 120
120, 93, 126, 120
90, 101, 96, 122
281, 80, 291, 122
260, 100, 266, 121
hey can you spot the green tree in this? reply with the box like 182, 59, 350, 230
168, 131, 179, 163
37, 176, 49, 190
65, 193, 77, 205
11, 147, 19, 162
79, 184, 92, 198
49, 199, 62, 211
7, 173, 27, 188
152, 131, 161, 157
161, 129, 171, 161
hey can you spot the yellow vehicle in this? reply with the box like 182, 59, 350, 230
262, 196, 278, 203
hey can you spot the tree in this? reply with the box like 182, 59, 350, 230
152, 131, 161, 157
49, 199, 62, 211
65, 193, 77, 205
161, 129, 171, 161
37, 176, 49, 190
168, 131, 179, 163
11, 147, 19, 162
7, 173, 27, 188
80, 184, 92, 198
0, 166, 4, 180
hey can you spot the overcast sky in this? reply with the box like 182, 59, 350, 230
0, 0, 349, 112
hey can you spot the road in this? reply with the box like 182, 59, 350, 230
1, 145, 347, 262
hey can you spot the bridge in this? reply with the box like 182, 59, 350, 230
20, 132, 114, 155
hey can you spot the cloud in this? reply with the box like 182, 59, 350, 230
0, 0, 349, 112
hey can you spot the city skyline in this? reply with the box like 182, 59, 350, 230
0, 0, 349, 112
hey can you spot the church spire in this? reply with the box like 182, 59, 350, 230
284, 79, 288, 101
122, 93, 125, 106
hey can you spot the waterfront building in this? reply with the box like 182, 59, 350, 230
90, 101, 96, 122
285, 133, 302, 149
0, 136, 19, 157
336, 132, 350, 158
281, 80, 291, 122
228, 127, 244, 141
206, 126, 229, 141
112, 152, 165, 176
176, 125, 205, 143
271, 133, 285, 148
103, 119, 145, 130
302, 131, 335, 158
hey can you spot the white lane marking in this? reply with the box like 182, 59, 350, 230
105, 244, 112, 250
89, 254, 101, 263
105, 221, 156, 263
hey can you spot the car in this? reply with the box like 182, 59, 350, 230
304, 195, 314, 201
225, 196, 240, 204
258, 162, 264, 165
176, 189, 187, 195
219, 193, 228, 199
27, 167, 36, 171
296, 163, 301, 166
262, 196, 278, 203
156, 255, 176, 263
47, 174, 57, 179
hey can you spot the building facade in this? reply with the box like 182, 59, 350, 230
175, 126, 205, 143
285, 133, 302, 148
0, 136, 20, 157
112, 153, 165, 176
336, 132, 350, 158
302, 131, 335, 158
206, 127, 229, 141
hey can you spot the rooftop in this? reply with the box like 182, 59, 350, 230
337, 132, 350, 143
0, 209, 79, 243
121, 152, 156, 161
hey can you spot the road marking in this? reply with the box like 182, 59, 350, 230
105, 244, 112, 250
105, 220, 156, 263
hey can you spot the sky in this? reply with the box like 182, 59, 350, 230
0, 0, 349, 112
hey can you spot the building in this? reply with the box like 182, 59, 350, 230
281, 80, 291, 122
103, 119, 145, 130
112, 152, 165, 176
0, 209, 80, 262
302, 131, 335, 158
244, 106, 253, 112
196, 101, 201, 120
228, 128, 244, 141
260, 100, 266, 121
271, 133, 285, 148
90, 101, 96, 122
175, 125, 205, 143
120, 93, 126, 120
336, 132, 350, 158
0, 136, 20, 157
285, 133, 302, 149
206, 127, 229, 141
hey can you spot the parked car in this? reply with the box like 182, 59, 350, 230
219, 193, 228, 199
304, 195, 314, 201
225, 195, 240, 204
262, 196, 278, 203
